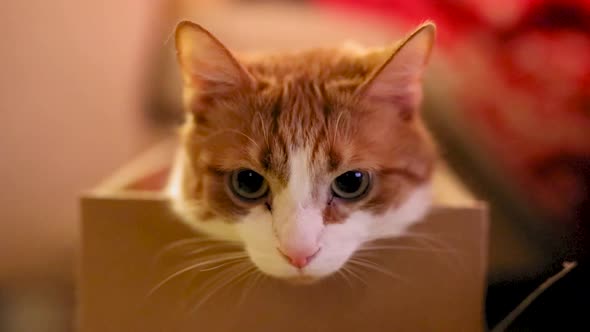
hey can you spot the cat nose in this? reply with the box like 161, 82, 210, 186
278, 247, 321, 269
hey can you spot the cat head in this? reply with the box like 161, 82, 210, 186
170, 21, 437, 283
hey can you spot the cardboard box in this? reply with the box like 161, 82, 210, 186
79, 139, 489, 332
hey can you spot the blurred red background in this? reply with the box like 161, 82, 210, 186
315, 0, 590, 230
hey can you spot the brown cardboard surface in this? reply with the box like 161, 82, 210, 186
79, 142, 488, 332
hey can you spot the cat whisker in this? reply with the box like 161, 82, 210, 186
162, 237, 215, 249
183, 260, 246, 308
402, 230, 457, 252
237, 268, 262, 307
190, 263, 257, 313
358, 243, 466, 280
155, 237, 218, 256
341, 265, 368, 287
332, 111, 345, 148
348, 257, 407, 284
164, 242, 240, 254
255, 112, 269, 146
248, 272, 268, 301
197, 257, 249, 272
182, 244, 243, 257
359, 244, 458, 254
336, 269, 354, 289
147, 253, 248, 298
154, 245, 245, 272
153, 238, 233, 264
174, 252, 249, 271
402, 231, 468, 274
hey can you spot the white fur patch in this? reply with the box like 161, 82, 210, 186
287, 149, 313, 203
166, 148, 240, 242
367, 183, 433, 240
272, 149, 323, 263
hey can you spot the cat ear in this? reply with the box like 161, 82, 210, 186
358, 22, 435, 118
175, 21, 255, 92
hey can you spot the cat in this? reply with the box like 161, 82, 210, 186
167, 20, 438, 283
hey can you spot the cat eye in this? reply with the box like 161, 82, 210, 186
229, 169, 269, 201
331, 170, 370, 200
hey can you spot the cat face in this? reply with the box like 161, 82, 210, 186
168, 21, 437, 282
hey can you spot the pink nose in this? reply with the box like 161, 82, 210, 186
278, 247, 321, 269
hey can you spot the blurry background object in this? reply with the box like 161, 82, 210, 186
1, 0, 588, 330
0, 0, 168, 330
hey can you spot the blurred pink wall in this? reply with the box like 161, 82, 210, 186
0, 0, 166, 282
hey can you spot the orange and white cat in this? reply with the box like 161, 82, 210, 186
167, 21, 437, 283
